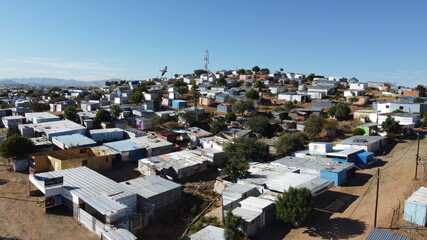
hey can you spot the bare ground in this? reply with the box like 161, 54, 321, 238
0, 163, 98, 240
281, 134, 427, 240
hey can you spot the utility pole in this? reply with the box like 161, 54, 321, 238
415, 129, 421, 180
374, 168, 380, 228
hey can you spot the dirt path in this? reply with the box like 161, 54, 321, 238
283, 136, 427, 240
0, 168, 98, 240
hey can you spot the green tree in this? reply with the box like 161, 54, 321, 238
7, 126, 21, 137
150, 115, 162, 129
177, 86, 189, 95
392, 109, 404, 113
275, 133, 306, 156
284, 101, 296, 112
232, 99, 254, 116
0, 135, 35, 158
225, 112, 237, 123
194, 69, 208, 76
210, 120, 227, 135
237, 69, 246, 75
178, 110, 197, 126
165, 121, 180, 131
254, 81, 265, 91
87, 93, 101, 100
109, 104, 122, 119
352, 128, 366, 136
414, 85, 427, 96
348, 96, 359, 104
130, 91, 144, 105
190, 82, 201, 121
381, 116, 400, 134
224, 210, 244, 240
328, 103, 351, 120
63, 106, 78, 122
260, 68, 270, 75
413, 97, 426, 103
94, 108, 111, 123
224, 138, 269, 181
245, 115, 270, 136
290, 80, 299, 88
304, 115, 326, 140
172, 80, 187, 88
28, 102, 50, 112
216, 77, 227, 86
276, 187, 315, 227
252, 66, 260, 74
49, 87, 62, 93
245, 89, 260, 100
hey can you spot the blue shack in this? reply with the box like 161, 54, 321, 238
172, 100, 188, 109
404, 187, 427, 226
104, 140, 147, 162
326, 148, 375, 169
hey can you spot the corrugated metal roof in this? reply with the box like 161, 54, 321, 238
188, 225, 225, 240
366, 228, 415, 240
53, 134, 96, 147
406, 186, 427, 206
120, 175, 181, 199
273, 156, 354, 173
104, 140, 145, 152
102, 228, 137, 240
337, 135, 386, 146
84, 195, 127, 215
238, 196, 274, 211
129, 136, 173, 149
264, 172, 333, 195
90, 128, 124, 134
32, 167, 134, 202
232, 207, 261, 222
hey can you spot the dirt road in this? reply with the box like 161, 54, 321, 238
0, 168, 98, 240
283, 135, 427, 240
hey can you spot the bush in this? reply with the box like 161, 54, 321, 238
352, 128, 366, 136
276, 187, 314, 227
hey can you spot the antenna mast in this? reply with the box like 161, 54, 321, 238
204, 50, 209, 72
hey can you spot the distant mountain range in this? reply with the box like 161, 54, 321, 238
0, 78, 121, 87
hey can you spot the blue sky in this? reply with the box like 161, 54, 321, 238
0, 0, 426, 86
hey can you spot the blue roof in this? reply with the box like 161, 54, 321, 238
52, 134, 96, 147
104, 140, 144, 152
357, 151, 374, 158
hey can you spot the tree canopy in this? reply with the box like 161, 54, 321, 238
224, 210, 244, 240
194, 69, 208, 76
245, 89, 260, 100
130, 91, 144, 105
252, 66, 260, 74
381, 116, 400, 134
87, 93, 102, 100
224, 137, 269, 181
328, 103, 351, 120
224, 112, 237, 123
275, 133, 306, 156
245, 115, 271, 136
94, 108, 111, 123
237, 69, 246, 75
216, 77, 227, 86
28, 102, 50, 112
0, 135, 35, 158
254, 81, 265, 90
232, 99, 254, 116
210, 120, 228, 135
413, 97, 426, 103
304, 115, 326, 140
109, 104, 122, 119
260, 68, 270, 75
352, 128, 366, 136
276, 187, 315, 227
63, 105, 78, 122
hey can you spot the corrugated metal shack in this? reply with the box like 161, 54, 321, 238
231, 197, 275, 237
104, 140, 147, 162
90, 128, 125, 143
120, 175, 181, 212
404, 186, 427, 226
366, 228, 415, 240
222, 184, 261, 215
25, 112, 60, 124
129, 135, 174, 157
273, 156, 355, 186
19, 120, 86, 140
186, 225, 225, 240
138, 150, 208, 180
29, 167, 138, 238
335, 135, 388, 153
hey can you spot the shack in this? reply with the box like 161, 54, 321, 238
90, 128, 125, 143
335, 135, 388, 152
104, 140, 147, 162
404, 186, 427, 226
52, 134, 97, 150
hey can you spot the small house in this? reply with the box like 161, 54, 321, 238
25, 112, 60, 124
185, 127, 212, 145
104, 140, 147, 162
134, 117, 152, 130
52, 134, 97, 149
129, 135, 174, 157
217, 104, 231, 113
335, 135, 388, 152
278, 92, 308, 102
154, 130, 177, 143
186, 225, 225, 240
2, 115, 25, 128
269, 86, 287, 94
172, 100, 187, 109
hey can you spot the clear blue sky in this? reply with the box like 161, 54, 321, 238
0, 0, 426, 86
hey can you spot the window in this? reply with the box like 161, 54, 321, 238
399, 106, 404, 110
82, 160, 88, 166
385, 105, 389, 108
